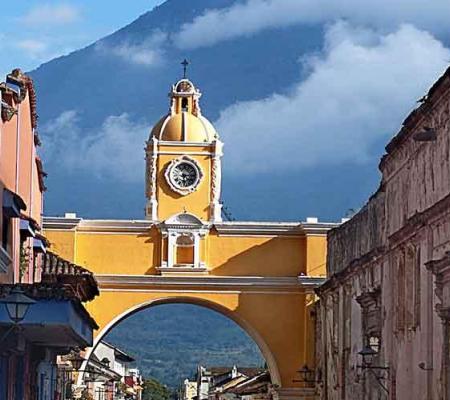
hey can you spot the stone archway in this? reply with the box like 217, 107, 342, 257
44, 215, 330, 400
81, 295, 282, 387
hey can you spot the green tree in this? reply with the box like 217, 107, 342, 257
142, 378, 172, 400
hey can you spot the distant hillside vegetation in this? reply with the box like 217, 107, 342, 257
105, 304, 265, 388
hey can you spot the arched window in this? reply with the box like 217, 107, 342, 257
181, 98, 188, 111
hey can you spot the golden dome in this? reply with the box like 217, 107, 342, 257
150, 79, 218, 142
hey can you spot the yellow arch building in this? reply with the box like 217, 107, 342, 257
44, 77, 336, 400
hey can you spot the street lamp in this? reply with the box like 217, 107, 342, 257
292, 364, 319, 384
0, 287, 36, 323
358, 345, 378, 367
69, 353, 85, 371
67, 353, 103, 384
357, 343, 389, 394
0, 287, 35, 344
101, 358, 111, 368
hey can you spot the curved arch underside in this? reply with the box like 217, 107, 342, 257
83, 296, 282, 387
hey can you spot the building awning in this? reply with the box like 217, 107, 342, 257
33, 238, 46, 253
33, 233, 49, 254
20, 218, 36, 238
3, 189, 26, 218
0, 296, 97, 348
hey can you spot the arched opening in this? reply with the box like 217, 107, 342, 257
181, 97, 189, 111
175, 234, 194, 266
79, 297, 281, 392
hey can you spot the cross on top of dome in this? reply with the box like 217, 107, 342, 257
181, 58, 189, 79
148, 61, 218, 143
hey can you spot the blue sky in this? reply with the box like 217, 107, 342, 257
0, 1, 163, 77
4, 0, 450, 220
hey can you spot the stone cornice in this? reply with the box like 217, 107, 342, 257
95, 274, 324, 292
214, 221, 337, 236
388, 192, 450, 245
43, 216, 82, 230
298, 275, 326, 288
316, 246, 385, 294
383, 66, 450, 161
43, 217, 338, 236
426, 251, 450, 279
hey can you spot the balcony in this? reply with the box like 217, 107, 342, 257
0, 252, 99, 349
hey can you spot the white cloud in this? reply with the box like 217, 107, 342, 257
97, 30, 167, 66
176, 0, 450, 49
39, 24, 450, 181
41, 111, 148, 182
20, 3, 81, 26
17, 39, 48, 59
215, 23, 450, 173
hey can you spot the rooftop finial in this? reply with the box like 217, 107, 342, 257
181, 59, 189, 79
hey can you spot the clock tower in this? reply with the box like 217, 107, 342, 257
145, 78, 223, 223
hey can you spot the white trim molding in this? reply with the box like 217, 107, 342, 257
42, 216, 82, 230
210, 139, 223, 223
298, 275, 326, 288
94, 274, 323, 292
215, 221, 338, 236
156, 266, 208, 276
145, 136, 159, 220
43, 217, 339, 236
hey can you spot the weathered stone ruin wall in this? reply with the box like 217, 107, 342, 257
326, 190, 385, 277
318, 66, 450, 400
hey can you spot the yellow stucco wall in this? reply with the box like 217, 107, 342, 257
305, 235, 327, 277
207, 233, 306, 276
155, 144, 213, 221
45, 222, 326, 391
44, 228, 322, 278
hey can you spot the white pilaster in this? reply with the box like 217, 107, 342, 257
210, 140, 223, 223
145, 137, 159, 221
193, 233, 200, 267
167, 233, 176, 268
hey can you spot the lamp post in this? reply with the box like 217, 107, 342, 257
67, 353, 102, 384
357, 344, 389, 393
358, 345, 378, 367
292, 364, 319, 384
0, 287, 36, 322
0, 287, 36, 343
69, 353, 85, 371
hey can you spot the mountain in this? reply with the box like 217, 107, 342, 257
27, 0, 413, 387
104, 304, 264, 388
30, 0, 379, 222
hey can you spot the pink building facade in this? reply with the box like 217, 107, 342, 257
317, 66, 450, 399
0, 69, 99, 400
0, 68, 45, 284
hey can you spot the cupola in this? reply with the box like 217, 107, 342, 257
150, 79, 218, 143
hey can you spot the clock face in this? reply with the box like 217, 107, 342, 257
165, 157, 203, 195
172, 162, 198, 188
